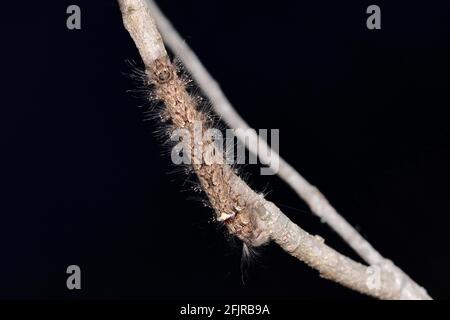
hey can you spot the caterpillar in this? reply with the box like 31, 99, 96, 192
130, 55, 271, 249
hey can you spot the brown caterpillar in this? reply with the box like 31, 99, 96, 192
139, 56, 271, 248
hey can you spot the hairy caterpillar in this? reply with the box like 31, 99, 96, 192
129, 56, 273, 278
129, 56, 271, 250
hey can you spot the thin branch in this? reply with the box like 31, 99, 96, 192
145, 0, 385, 266
117, 0, 431, 299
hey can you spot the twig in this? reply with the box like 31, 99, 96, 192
117, 0, 431, 299
145, 0, 386, 266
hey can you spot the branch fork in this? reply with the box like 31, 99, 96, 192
117, 0, 431, 300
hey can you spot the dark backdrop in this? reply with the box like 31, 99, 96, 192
1, 0, 449, 299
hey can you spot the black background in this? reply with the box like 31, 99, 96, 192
1, 0, 449, 299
